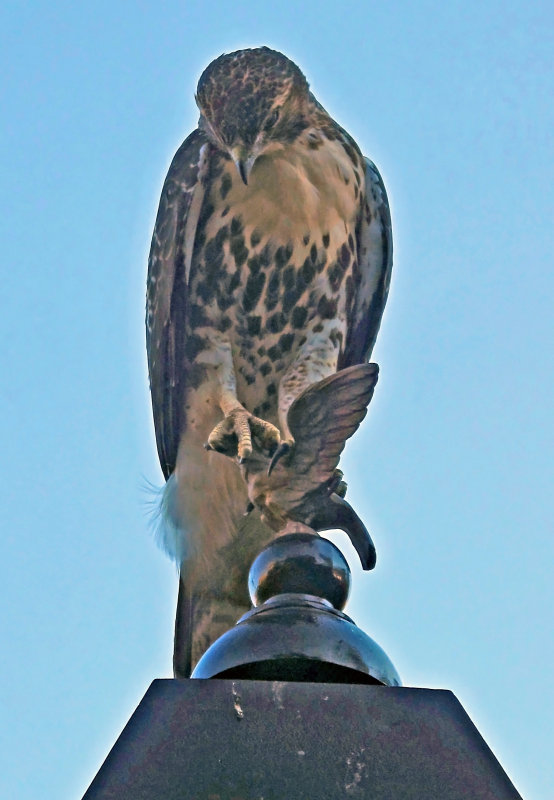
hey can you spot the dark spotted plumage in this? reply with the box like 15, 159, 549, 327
146, 47, 393, 678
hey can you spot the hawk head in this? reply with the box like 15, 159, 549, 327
196, 47, 311, 183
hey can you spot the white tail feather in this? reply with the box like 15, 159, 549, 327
150, 474, 191, 564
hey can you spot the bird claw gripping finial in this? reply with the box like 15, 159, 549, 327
240, 362, 380, 570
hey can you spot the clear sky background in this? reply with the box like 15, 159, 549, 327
1, 1, 552, 798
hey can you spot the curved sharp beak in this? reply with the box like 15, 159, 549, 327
230, 146, 257, 185
236, 159, 249, 185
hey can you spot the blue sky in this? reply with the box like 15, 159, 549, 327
1, 1, 552, 797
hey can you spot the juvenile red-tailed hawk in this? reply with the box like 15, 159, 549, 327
146, 47, 392, 677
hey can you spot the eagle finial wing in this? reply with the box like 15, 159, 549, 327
285, 362, 380, 500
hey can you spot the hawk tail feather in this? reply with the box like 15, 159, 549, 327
154, 473, 191, 565
173, 577, 194, 679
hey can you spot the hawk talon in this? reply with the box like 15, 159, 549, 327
267, 440, 293, 476
207, 407, 280, 462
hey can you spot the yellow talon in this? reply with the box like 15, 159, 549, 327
206, 406, 281, 461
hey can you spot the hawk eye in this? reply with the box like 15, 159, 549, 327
265, 108, 280, 130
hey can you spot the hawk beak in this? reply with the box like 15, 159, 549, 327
236, 159, 249, 185
230, 147, 256, 185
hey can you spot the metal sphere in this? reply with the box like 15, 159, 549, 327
248, 532, 351, 610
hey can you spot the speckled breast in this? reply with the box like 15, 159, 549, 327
186, 139, 362, 420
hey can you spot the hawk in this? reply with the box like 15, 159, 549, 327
146, 47, 392, 677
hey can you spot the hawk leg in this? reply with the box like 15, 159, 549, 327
195, 337, 281, 463
269, 333, 343, 473
206, 405, 281, 463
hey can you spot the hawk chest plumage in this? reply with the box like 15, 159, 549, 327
184, 130, 364, 433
